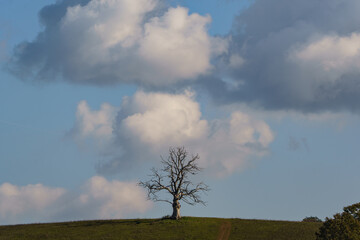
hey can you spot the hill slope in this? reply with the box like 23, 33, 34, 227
0, 217, 322, 240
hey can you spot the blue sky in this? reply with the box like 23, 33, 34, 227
1, 0, 360, 225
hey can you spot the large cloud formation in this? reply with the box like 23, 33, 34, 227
204, 0, 360, 112
9, 0, 360, 112
71, 91, 274, 176
206, 0, 360, 112
8, 0, 226, 86
0, 177, 150, 225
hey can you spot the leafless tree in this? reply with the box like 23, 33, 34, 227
139, 147, 209, 220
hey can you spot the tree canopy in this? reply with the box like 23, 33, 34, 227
316, 202, 360, 240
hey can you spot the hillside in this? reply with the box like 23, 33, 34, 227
0, 217, 322, 240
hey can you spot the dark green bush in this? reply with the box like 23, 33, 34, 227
316, 202, 360, 240
303, 217, 322, 222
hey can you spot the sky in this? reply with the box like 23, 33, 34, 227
1, 0, 360, 225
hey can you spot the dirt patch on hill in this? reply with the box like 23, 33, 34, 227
217, 221, 231, 240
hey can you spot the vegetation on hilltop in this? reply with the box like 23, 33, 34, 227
316, 202, 360, 240
0, 217, 321, 240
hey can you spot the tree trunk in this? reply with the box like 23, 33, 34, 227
171, 200, 181, 220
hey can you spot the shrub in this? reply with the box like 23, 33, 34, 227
316, 203, 360, 240
303, 216, 322, 222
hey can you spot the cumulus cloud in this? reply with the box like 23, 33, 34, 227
82, 176, 151, 218
201, 0, 360, 112
194, 111, 273, 176
8, 0, 360, 113
0, 177, 150, 225
70, 100, 117, 149
8, 0, 227, 86
119, 90, 208, 146
290, 33, 360, 79
59, 176, 151, 220
0, 182, 66, 223
71, 90, 274, 176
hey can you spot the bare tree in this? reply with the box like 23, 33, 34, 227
139, 147, 209, 220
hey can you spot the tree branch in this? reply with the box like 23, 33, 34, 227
138, 146, 209, 209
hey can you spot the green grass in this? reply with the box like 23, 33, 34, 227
229, 219, 322, 240
0, 217, 322, 240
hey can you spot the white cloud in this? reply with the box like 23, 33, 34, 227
0, 183, 65, 221
77, 176, 151, 218
137, 7, 216, 85
291, 32, 360, 81
61, 0, 157, 49
0, 177, 151, 224
71, 90, 274, 176
71, 100, 117, 147
193, 111, 274, 176
120, 90, 208, 147
11, 0, 227, 86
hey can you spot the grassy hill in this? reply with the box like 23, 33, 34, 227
0, 217, 322, 240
